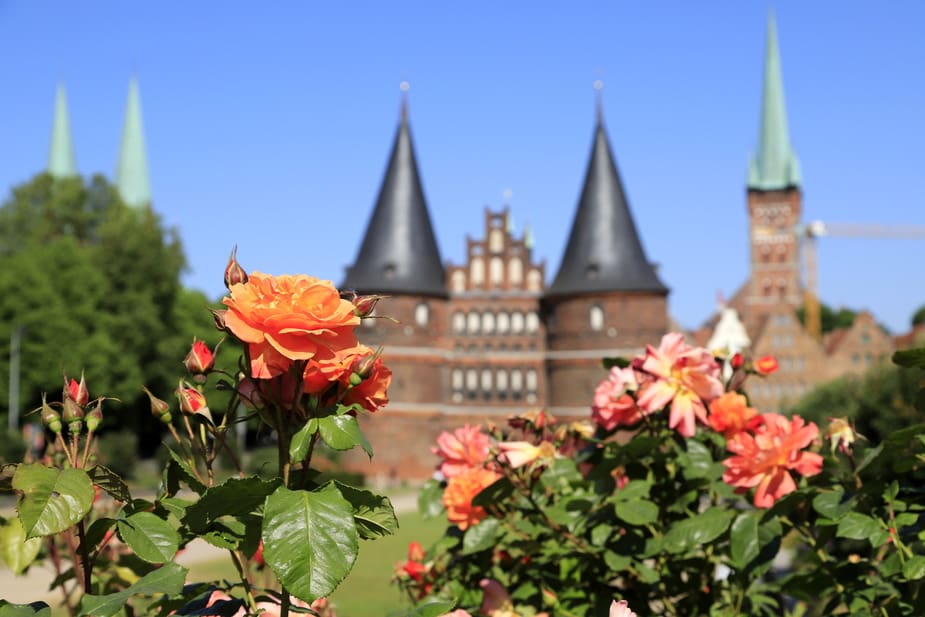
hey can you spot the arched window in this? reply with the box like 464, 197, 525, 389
589, 305, 604, 331
511, 312, 525, 333
482, 311, 495, 334
527, 270, 542, 291
509, 259, 523, 285
496, 369, 509, 392
526, 369, 537, 391
452, 311, 466, 334
497, 312, 510, 334
526, 311, 539, 333
511, 369, 523, 391
466, 369, 478, 392
451, 369, 464, 390
467, 312, 480, 334
480, 369, 492, 391
490, 257, 504, 285
489, 229, 504, 253
470, 257, 484, 285
414, 303, 429, 327
451, 270, 466, 293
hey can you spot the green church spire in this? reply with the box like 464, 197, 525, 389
47, 83, 77, 178
748, 10, 801, 191
116, 77, 152, 208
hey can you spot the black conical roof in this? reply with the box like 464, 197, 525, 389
546, 116, 668, 297
342, 103, 447, 297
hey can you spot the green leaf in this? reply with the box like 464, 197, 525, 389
603, 551, 631, 572
117, 511, 179, 563
318, 415, 373, 457
812, 488, 850, 520
462, 517, 500, 555
836, 513, 883, 541
615, 500, 659, 526
289, 421, 317, 462
78, 562, 187, 617
664, 508, 735, 554
602, 357, 631, 369
611, 480, 651, 502
386, 600, 457, 617
12, 464, 94, 538
165, 447, 206, 495
183, 476, 280, 533
471, 475, 514, 508
893, 347, 925, 369
87, 465, 131, 503
730, 511, 760, 568
79, 517, 117, 555
0, 516, 42, 574
681, 440, 715, 479
0, 602, 51, 617
904, 556, 925, 580
262, 483, 358, 602
417, 479, 445, 519
333, 481, 398, 540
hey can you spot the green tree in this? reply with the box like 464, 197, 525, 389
0, 173, 217, 454
912, 304, 925, 327
795, 302, 858, 334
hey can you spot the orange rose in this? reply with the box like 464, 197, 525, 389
222, 272, 360, 379
443, 467, 501, 530
707, 392, 761, 437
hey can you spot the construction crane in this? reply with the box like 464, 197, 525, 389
799, 221, 925, 340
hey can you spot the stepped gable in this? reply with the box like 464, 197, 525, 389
546, 108, 667, 297
342, 98, 447, 297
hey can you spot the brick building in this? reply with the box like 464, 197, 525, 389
341, 97, 667, 480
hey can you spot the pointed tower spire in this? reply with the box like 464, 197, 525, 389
47, 83, 77, 178
748, 10, 801, 190
546, 95, 667, 297
342, 88, 446, 297
116, 77, 152, 208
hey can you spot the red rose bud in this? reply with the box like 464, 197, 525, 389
754, 355, 779, 375
353, 295, 383, 318
223, 246, 248, 289
85, 401, 103, 433
351, 347, 383, 381
41, 395, 62, 434
730, 352, 745, 370
184, 339, 215, 375
176, 384, 213, 422
65, 372, 89, 406
62, 396, 83, 435
143, 386, 172, 424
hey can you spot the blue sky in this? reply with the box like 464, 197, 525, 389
1, 2, 923, 333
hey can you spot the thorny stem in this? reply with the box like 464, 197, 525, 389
167, 422, 206, 483
76, 519, 92, 593
229, 549, 258, 612
80, 431, 94, 469
184, 414, 211, 484
56, 433, 76, 468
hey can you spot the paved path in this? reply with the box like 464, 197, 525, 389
0, 492, 419, 605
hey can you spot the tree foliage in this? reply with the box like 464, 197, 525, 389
912, 305, 925, 327
795, 302, 858, 335
0, 173, 218, 453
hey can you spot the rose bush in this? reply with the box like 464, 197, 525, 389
0, 250, 397, 617
399, 334, 925, 616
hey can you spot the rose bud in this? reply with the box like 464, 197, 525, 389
41, 395, 62, 434
730, 353, 745, 370
62, 396, 84, 434
143, 386, 173, 424
184, 339, 215, 375
353, 295, 383, 318
209, 308, 228, 332
85, 401, 103, 433
351, 347, 384, 382
754, 355, 779, 375
223, 246, 248, 289
64, 372, 89, 407
176, 383, 213, 423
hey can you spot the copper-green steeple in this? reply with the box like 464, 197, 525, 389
116, 77, 152, 208
748, 11, 801, 191
47, 83, 77, 178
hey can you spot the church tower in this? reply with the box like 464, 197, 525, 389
744, 12, 802, 324
543, 94, 668, 412
116, 77, 152, 208
47, 83, 77, 178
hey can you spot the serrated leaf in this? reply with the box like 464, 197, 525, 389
117, 512, 179, 563
87, 465, 131, 503
12, 464, 93, 538
615, 499, 659, 526
289, 421, 316, 462
333, 481, 398, 540
462, 517, 500, 555
417, 479, 445, 519
681, 440, 715, 479
80, 517, 117, 555
903, 555, 925, 580
730, 511, 760, 568
0, 601, 51, 617
78, 562, 187, 617
0, 517, 42, 574
183, 476, 279, 533
664, 508, 735, 554
262, 484, 358, 602
318, 415, 372, 457
836, 513, 882, 541
165, 448, 206, 495
812, 488, 850, 520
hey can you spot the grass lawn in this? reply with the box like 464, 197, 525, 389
186, 508, 447, 617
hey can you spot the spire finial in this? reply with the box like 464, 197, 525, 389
593, 79, 604, 124
399, 80, 410, 122
116, 76, 152, 208
48, 82, 78, 178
